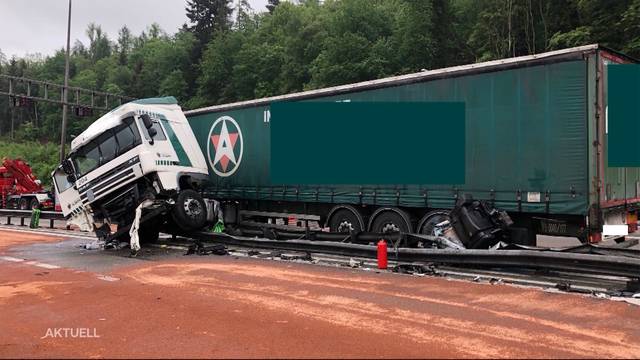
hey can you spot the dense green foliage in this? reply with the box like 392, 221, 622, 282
1, 0, 640, 184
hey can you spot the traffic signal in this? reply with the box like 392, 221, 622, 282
74, 106, 93, 117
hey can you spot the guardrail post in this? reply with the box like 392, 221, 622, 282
50, 219, 55, 229
20, 217, 25, 226
6, 216, 10, 225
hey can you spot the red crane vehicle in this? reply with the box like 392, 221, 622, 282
0, 158, 54, 210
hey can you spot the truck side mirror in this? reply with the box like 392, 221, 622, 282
61, 159, 74, 176
140, 114, 154, 129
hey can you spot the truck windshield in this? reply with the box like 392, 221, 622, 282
72, 142, 100, 177
71, 117, 142, 178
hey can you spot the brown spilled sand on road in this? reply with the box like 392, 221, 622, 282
1, 235, 639, 358
127, 260, 640, 358
0, 229, 65, 251
0, 281, 71, 303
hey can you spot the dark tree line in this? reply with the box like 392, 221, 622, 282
1, 0, 640, 148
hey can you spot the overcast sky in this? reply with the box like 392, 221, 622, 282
0, 0, 269, 59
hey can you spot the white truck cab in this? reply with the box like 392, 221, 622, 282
52, 97, 209, 242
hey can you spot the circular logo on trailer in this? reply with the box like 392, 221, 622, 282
207, 116, 244, 177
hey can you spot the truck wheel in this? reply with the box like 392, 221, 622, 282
30, 198, 40, 209
19, 198, 28, 210
368, 208, 412, 234
417, 210, 451, 235
171, 189, 207, 231
327, 205, 365, 233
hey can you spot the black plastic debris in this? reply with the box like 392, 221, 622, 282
279, 252, 313, 261
449, 194, 516, 249
185, 242, 228, 256
392, 263, 438, 276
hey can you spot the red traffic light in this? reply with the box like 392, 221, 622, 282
10, 96, 33, 108
74, 106, 93, 117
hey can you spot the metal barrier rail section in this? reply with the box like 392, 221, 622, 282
179, 230, 640, 280
0, 209, 65, 229
2, 208, 639, 283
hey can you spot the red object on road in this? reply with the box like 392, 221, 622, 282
377, 239, 388, 269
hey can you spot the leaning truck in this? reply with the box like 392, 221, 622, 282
53, 44, 638, 245
52, 98, 209, 242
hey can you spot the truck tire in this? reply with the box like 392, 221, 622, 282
417, 210, 451, 235
171, 189, 207, 231
368, 208, 413, 234
327, 205, 365, 233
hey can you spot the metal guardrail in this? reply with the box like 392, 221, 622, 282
3, 208, 639, 280
0, 209, 65, 229
181, 230, 640, 279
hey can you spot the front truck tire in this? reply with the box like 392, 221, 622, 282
171, 189, 207, 232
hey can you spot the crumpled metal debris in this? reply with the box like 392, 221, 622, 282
81, 241, 104, 250
279, 252, 313, 261
129, 199, 155, 254
348, 258, 363, 268
104, 240, 129, 250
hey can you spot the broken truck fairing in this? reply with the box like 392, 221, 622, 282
52, 97, 209, 243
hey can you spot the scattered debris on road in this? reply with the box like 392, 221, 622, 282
185, 242, 228, 256
392, 263, 439, 276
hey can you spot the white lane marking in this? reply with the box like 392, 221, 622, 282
24, 260, 61, 269
0, 256, 25, 262
34, 263, 60, 269
97, 275, 120, 282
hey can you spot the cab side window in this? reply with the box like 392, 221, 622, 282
115, 117, 141, 154
139, 117, 167, 141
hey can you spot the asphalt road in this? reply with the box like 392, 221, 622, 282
1, 228, 640, 358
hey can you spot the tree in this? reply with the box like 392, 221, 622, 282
117, 26, 133, 65
86, 23, 112, 62
620, 0, 640, 57
235, 0, 253, 29
185, 0, 233, 45
266, 0, 280, 13
184, 0, 233, 100
308, 0, 398, 87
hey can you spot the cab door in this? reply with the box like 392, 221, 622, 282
52, 166, 82, 217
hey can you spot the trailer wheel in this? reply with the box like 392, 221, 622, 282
29, 198, 40, 209
172, 189, 207, 231
326, 205, 365, 233
368, 207, 413, 234
417, 210, 451, 236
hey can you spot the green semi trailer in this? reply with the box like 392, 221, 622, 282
185, 44, 638, 244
